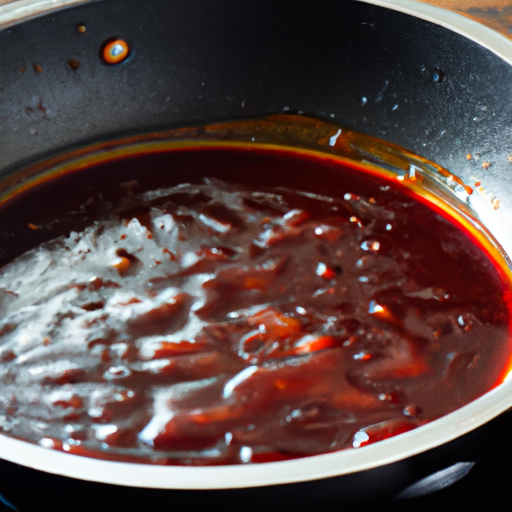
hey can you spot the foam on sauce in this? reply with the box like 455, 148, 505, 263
0, 143, 510, 465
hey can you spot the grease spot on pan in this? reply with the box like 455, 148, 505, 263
67, 59, 80, 71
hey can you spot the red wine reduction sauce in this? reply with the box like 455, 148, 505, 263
0, 145, 510, 465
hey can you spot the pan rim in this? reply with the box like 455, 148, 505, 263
1, 0, 512, 65
357, 0, 512, 65
0, 377, 510, 489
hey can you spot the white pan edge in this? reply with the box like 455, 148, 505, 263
356, 0, 512, 66
0, 378, 510, 489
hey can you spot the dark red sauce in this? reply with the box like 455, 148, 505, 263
0, 144, 510, 465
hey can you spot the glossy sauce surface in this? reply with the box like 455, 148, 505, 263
0, 145, 510, 465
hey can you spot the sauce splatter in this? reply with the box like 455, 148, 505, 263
101, 38, 130, 65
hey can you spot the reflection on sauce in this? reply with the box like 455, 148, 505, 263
0, 119, 510, 465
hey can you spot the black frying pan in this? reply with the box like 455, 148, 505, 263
1, 1, 512, 510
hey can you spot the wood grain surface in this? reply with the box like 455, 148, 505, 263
418, 0, 512, 36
